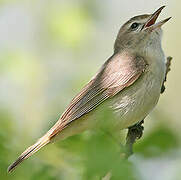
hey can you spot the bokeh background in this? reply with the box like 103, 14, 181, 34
0, 0, 180, 179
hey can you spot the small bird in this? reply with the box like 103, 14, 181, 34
8, 6, 171, 172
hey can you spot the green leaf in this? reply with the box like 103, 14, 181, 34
134, 125, 180, 158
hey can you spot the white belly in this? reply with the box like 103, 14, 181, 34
110, 59, 165, 129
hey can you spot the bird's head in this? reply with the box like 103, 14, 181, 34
114, 6, 171, 53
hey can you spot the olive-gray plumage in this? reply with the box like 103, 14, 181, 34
8, 6, 171, 173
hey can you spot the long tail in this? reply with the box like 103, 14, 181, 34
7, 134, 50, 173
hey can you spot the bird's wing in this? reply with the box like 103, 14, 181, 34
7, 52, 147, 173
50, 52, 147, 138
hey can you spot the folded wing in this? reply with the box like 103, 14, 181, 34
8, 52, 147, 173
50, 52, 147, 138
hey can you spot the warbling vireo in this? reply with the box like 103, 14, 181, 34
8, 6, 171, 172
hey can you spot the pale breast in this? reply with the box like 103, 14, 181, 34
109, 56, 166, 129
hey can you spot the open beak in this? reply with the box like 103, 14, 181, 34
143, 6, 171, 31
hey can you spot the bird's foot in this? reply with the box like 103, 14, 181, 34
124, 120, 144, 158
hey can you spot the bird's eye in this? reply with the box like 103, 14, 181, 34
130, 22, 139, 30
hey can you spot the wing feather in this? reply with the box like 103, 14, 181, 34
50, 53, 147, 138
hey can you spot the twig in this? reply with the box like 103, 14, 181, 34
161, 56, 172, 94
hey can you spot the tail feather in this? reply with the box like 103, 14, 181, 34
8, 135, 50, 173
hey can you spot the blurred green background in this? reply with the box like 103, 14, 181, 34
0, 0, 180, 179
